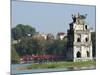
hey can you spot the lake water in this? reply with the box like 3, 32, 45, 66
11, 63, 96, 75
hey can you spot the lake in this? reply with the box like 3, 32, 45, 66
11, 63, 96, 75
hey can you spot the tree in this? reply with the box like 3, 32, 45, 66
11, 45, 20, 64
91, 32, 96, 57
11, 24, 36, 40
46, 40, 67, 56
15, 37, 38, 56
15, 36, 48, 56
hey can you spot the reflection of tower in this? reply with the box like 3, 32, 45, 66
66, 13, 93, 62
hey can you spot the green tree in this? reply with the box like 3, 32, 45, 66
11, 45, 20, 64
12, 24, 36, 40
46, 40, 67, 56
15, 37, 38, 56
15, 37, 47, 56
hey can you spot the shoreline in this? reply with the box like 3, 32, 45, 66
15, 60, 96, 70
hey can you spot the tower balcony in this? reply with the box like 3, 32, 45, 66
74, 29, 90, 34
73, 57, 93, 62
73, 42, 92, 46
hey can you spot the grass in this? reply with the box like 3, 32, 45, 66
29, 60, 96, 69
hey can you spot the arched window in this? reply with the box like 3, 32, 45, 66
87, 51, 90, 57
85, 25, 87, 30
85, 38, 88, 42
77, 38, 81, 42
76, 51, 81, 58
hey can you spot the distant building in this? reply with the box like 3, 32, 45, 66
32, 33, 47, 40
46, 33, 55, 40
12, 39, 21, 44
57, 32, 67, 40
66, 13, 93, 62
41, 33, 47, 40
12, 40, 18, 44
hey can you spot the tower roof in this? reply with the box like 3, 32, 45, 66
72, 13, 87, 23
72, 13, 87, 19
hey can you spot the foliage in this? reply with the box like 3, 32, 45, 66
15, 37, 48, 56
15, 36, 67, 57
46, 40, 67, 56
12, 24, 36, 40
15, 37, 38, 56
11, 24, 67, 57
11, 45, 20, 64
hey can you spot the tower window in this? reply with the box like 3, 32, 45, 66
85, 38, 88, 42
77, 38, 81, 42
85, 25, 87, 30
76, 51, 81, 58
87, 51, 90, 57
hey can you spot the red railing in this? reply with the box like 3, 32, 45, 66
20, 54, 65, 62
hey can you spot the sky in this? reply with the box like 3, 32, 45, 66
11, 1, 96, 35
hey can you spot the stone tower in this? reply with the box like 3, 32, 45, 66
66, 13, 93, 62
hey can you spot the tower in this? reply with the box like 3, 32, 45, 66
66, 13, 93, 62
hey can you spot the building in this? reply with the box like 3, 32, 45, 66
57, 32, 67, 40
46, 33, 55, 40
41, 33, 47, 40
32, 33, 47, 40
66, 13, 93, 62
32, 33, 55, 41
